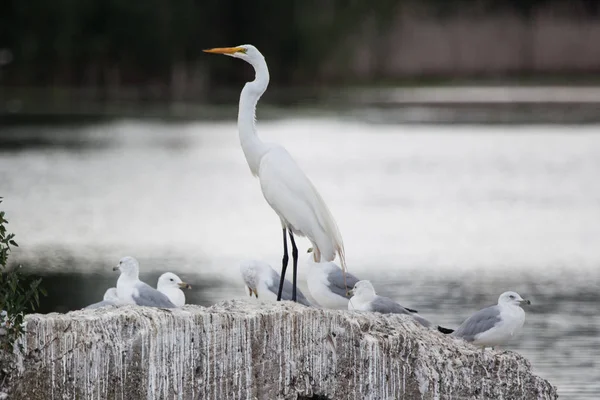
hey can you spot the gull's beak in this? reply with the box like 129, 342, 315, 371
347, 289, 354, 297
203, 47, 245, 55
520, 299, 531, 305
178, 282, 192, 290
112, 266, 120, 272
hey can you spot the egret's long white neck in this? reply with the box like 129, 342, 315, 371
238, 55, 270, 176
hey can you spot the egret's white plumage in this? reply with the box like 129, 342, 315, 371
113, 256, 177, 308
157, 272, 191, 307
452, 291, 529, 348
204, 45, 346, 301
258, 147, 345, 264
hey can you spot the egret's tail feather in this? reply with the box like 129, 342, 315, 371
314, 246, 321, 263
338, 245, 347, 273
337, 244, 349, 294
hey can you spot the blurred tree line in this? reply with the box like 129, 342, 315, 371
0, 0, 599, 102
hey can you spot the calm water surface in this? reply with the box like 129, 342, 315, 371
1, 116, 599, 399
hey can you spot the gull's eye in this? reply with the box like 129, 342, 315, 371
170, 278, 174, 282
509, 295, 515, 299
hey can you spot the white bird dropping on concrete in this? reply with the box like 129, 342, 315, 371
113, 256, 177, 308
84, 288, 120, 309
452, 291, 530, 348
348, 280, 432, 327
157, 272, 191, 307
239, 260, 311, 306
306, 248, 359, 310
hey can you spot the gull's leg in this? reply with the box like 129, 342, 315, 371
288, 231, 299, 302
277, 227, 289, 301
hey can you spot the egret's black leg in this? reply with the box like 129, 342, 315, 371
277, 227, 289, 301
288, 231, 298, 302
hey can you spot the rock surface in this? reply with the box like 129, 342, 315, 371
3, 300, 556, 399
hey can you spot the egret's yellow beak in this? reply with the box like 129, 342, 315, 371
178, 282, 192, 290
203, 47, 246, 55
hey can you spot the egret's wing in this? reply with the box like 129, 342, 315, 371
325, 265, 360, 298
259, 147, 344, 266
84, 301, 114, 310
452, 305, 501, 341
305, 178, 346, 268
133, 282, 177, 308
266, 268, 312, 307
370, 296, 430, 327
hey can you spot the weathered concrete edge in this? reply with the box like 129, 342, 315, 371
2, 300, 558, 399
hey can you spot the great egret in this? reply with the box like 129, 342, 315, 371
204, 44, 347, 302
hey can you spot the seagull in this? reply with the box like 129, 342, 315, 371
113, 256, 177, 308
306, 247, 360, 310
451, 291, 530, 348
84, 288, 121, 309
240, 259, 312, 306
157, 272, 191, 307
348, 280, 452, 331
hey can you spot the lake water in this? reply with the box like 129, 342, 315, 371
1, 115, 599, 399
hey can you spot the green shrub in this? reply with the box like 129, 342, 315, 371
0, 198, 45, 351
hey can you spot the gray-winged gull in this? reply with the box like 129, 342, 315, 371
451, 291, 530, 348
240, 260, 312, 306
157, 272, 191, 307
84, 288, 121, 309
113, 256, 177, 308
306, 247, 359, 309
348, 280, 454, 333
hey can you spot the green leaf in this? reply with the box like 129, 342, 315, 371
0, 201, 45, 348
